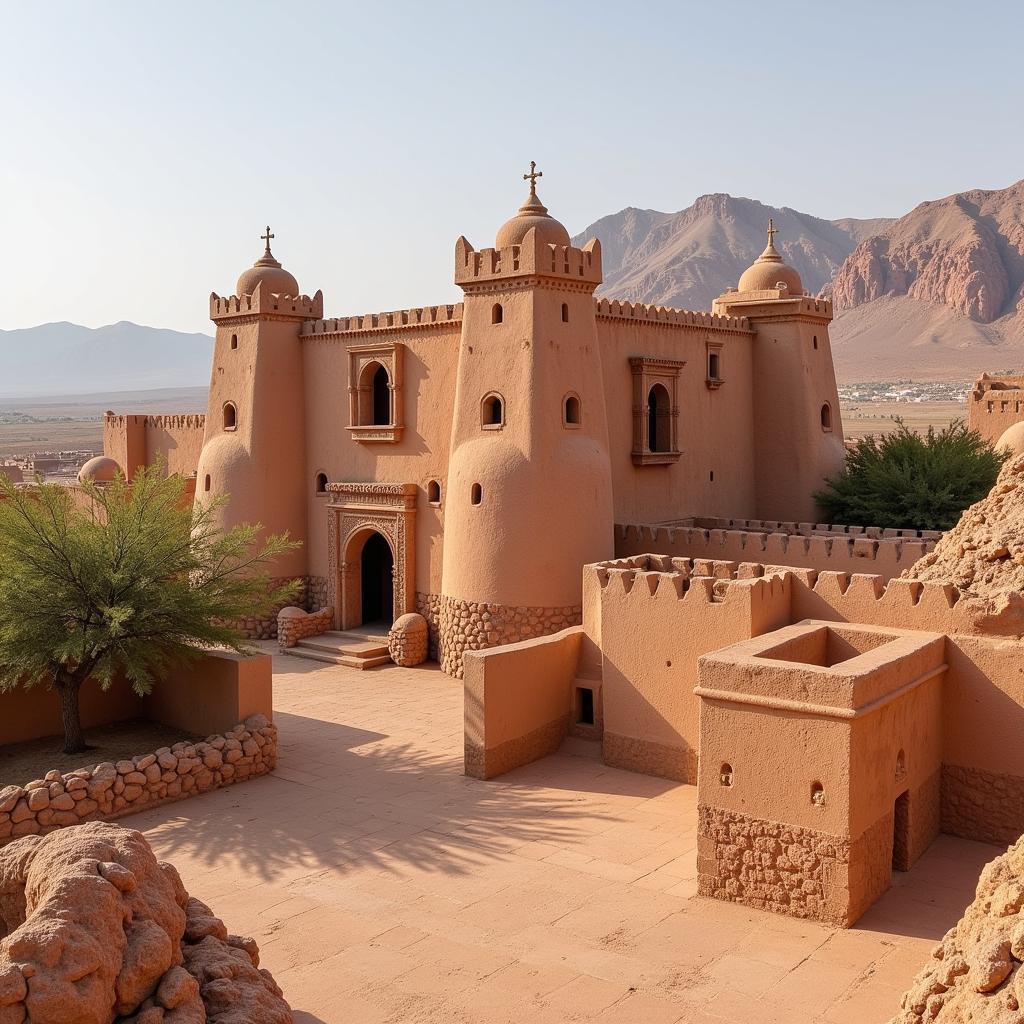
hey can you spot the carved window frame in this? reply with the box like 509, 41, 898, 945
630, 356, 685, 466
706, 340, 725, 390
347, 342, 404, 443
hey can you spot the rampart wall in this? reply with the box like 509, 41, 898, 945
615, 521, 939, 582
969, 374, 1024, 445
103, 413, 206, 481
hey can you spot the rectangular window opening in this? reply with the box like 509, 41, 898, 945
576, 687, 595, 726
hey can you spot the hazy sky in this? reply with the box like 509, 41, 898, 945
2, 0, 1021, 335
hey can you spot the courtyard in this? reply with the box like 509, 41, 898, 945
129, 648, 998, 1024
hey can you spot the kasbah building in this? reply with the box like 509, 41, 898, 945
88, 166, 1024, 930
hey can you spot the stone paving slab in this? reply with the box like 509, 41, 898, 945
125, 647, 1001, 1024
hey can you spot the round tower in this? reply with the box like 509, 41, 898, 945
195, 229, 323, 624
439, 166, 614, 677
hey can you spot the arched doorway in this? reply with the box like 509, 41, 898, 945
359, 531, 394, 626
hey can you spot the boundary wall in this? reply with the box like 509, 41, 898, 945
615, 521, 939, 581
969, 373, 1024, 445
103, 413, 206, 481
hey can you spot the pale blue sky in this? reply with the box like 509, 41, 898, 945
2, 0, 1020, 334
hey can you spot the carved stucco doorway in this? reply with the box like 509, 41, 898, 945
326, 483, 417, 632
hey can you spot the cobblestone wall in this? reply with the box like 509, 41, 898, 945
277, 607, 334, 649
437, 595, 582, 678
942, 763, 1024, 845
235, 578, 311, 641
0, 715, 277, 845
415, 592, 442, 661
308, 575, 329, 612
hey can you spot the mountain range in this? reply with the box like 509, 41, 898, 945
0, 322, 213, 397
574, 180, 1024, 382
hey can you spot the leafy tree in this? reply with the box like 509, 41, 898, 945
815, 419, 1007, 532
0, 463, 299, 754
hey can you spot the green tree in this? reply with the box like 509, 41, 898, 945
0, 463, 299, 754
814, 419, 1007, 532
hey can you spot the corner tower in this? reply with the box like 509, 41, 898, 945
439, 166, 614, 676
713, 221, 845, 522
196, 229, 323, 605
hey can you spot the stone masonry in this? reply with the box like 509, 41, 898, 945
0, 714, 277, 845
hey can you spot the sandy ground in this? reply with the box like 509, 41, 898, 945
111, 647, 1002, 1024
840, 400, 967, 440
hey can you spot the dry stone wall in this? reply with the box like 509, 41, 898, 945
942, 764, 1024, 846
416, 592, 442, 662
387, 613, 428, 667
277, 606, 333, 649
438, 595, 582, 678
0, 715, 276, 845
0, 821, 291, 1023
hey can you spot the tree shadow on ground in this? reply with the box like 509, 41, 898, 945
132, 711, 636, 885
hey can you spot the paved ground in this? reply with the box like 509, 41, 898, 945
131, 648, 999, 1024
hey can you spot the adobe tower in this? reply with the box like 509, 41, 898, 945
195, 229, 322, 583
713, 221, 846, 521
439, 166, 615, 676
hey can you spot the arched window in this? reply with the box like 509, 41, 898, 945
222, 403, 237, 430
811, 782, 825, 806
372, 364, 390, 426
204, 474, 211, 492
230, 334, 238, 350
471, 483, 482, 505
820, 403, 833, 431
491, 303, 503, 325
427, 479, 441, 505
561, 303, 569, 323
647, 384, 670, 453
720, 763, 733, 787
481, 393, 504, 429
563, 393, 581, 426
315, 472, 328, 495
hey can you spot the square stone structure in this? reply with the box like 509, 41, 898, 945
695, 620, 945, 926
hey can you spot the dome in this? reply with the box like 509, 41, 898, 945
235, 227, 300, 297
495, 164, 571, 249
996, 422, 1024, 457
737, 219, 803, 295
78, 456, 121, 485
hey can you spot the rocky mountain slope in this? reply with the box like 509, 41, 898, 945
0, 321, 213, 396
572, 194, 891, 314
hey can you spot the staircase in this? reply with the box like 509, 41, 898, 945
282, 629, 391, 670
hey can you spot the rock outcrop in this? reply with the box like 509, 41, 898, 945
891, 832, 1024, 1023
0, 822, 291, 1023
905, 453, 1024, 602
832, 180, 1024, 324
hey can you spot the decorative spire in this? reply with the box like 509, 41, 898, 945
758, 218, 782, 262
261, 225, 275, 258
523, 160, 543, 196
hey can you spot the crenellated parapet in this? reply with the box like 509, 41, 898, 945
595, 299, 751, 334
301, 303, 463, 338
454, 230, 602, 290
209, 279, 323, 322
104, 412, 206, 430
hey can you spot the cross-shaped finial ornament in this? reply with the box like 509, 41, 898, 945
766, 218, 777, 248
523, 161, 542, 195
261, 225, 275, 255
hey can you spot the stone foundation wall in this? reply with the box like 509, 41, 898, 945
698, 805, 853, 926
235, 577, 311, 640
464, 714, 569, 781
0, 714, 276, 844
603, 732, 697, 783
416, 591, 442, 661
277, 606, 334, 649
438, 595, 582, 678
942, 763, 1024, 845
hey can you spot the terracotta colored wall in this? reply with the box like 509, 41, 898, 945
596, 313, 757, 523
596, 559, 790, 781
463, 626, 581, 780
969, 378, 1024, 444
103, 414, 205, 480
615, 523, 935, 582
0, 651, 271, 747
301, 320, 462, 598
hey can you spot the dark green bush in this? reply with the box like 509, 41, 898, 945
814, 419, 1006, 531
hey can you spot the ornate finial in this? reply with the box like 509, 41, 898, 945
766, 218, 777, 249
261, 225, 275, 256
523, 160, 543, 195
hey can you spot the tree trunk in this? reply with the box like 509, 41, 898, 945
56, 676, 86, 754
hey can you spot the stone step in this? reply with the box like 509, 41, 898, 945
295, 635, 390, 660
281, 646, 392, 670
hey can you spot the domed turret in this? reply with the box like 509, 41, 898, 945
997, 422, 1024, 458
235, 226, 300, 297
495, 161, 571, 248
737, 219, 803, 295
78, 456, 121, 485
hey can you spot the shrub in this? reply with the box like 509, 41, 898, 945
814, 419, 1006, 532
